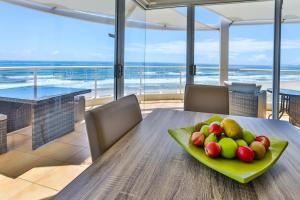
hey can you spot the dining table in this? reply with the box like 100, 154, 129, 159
55, 109, 300, 200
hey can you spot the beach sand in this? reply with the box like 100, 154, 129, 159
260, 81, 300, 90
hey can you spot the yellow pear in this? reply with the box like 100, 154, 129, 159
222, 118, 242, 139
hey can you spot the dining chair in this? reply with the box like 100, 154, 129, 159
184, 84, 229, 114
85, 94, 142, 161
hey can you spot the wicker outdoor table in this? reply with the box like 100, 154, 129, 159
0, 86, 91, 149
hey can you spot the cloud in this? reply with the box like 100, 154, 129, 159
133, 38, 300, 55
230, 38, 272, 53
125, 38, 300, 64
282, 39, 300, 49
250, 54, 271, 62
51, 50, 60, 55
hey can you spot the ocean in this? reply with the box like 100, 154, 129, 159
0, 61, 300, 98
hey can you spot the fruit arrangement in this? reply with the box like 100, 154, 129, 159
191, 116, 271, 163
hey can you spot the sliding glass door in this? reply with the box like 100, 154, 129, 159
124, 0, 146, 109
194, 6, 220, 85
0, 1, 115, 105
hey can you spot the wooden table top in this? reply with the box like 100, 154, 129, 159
55, 109, 300, 200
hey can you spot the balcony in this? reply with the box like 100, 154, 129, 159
0, 0, 300, 199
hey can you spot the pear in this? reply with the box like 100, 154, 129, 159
205, 115, 223, 125
250, 141, 266, 159
194, 122, 208, 132
242, 130, 256, 145
204, 134, 218, 146
222, 118, 242, 139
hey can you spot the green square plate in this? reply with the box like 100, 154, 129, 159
168, 126, 288, 183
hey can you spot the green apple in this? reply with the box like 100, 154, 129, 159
200, 125, 210, 137
219, 138, 238, 159
236, 139, 248, 147
204, 134, 218, 146
242, 130, 256, 144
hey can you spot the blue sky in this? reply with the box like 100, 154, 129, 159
0, 1, 300, 66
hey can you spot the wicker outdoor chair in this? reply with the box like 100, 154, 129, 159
288, 96, 300, 127
225, 82, 267, 118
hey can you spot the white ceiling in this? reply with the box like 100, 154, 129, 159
204, 0, 300, 24
3, 0, 217, 30
3, 0, 299, 30
136, 0, 271, 9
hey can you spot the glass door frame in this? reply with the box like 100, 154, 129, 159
114, 0, 125, 99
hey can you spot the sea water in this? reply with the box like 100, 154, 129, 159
0, 61, 299, 97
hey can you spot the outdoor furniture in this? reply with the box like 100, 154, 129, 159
85, 94, 142, 161
225, 82, 266, 118
55, 109, 300, 200
0, 86, 91, 150
74, 96, 86, 122
184, 84, 229, 114
289, 96, 300, 127
0, 101, 31, 133
268, 88, 300, 127
0, 114, 7, 154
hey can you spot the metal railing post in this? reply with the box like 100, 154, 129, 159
94, 68, 98, 99
33, 68, 37, 87
179, 71, 182, 94
139, 69, 142, 97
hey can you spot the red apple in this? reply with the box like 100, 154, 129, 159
256, 135, 270, 150
209, 123, 223, 137
191, 132, 205, 147
236, 146, 255, 162
205, 142, 221, 158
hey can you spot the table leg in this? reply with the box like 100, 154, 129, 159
278, 95, 285, 119
32, 95, 75, 150
268, 94, 288, 119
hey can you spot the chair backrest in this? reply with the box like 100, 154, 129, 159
227, 82, 262, 94
184, 84, 229, 114
85, 94, 142, 161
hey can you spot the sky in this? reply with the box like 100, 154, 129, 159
0, 1, 300, 66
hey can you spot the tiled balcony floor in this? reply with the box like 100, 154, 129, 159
0, 100, 183, 200
0, 100, 292, 200
0, 121, 90, 200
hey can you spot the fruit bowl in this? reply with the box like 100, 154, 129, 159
168, 126, 288, 183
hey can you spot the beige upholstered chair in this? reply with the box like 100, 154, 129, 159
85, 94, 142, 161
184, 84, 229, 115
